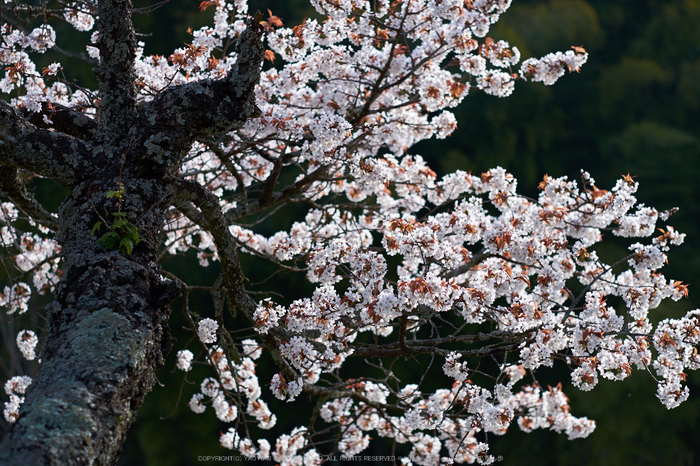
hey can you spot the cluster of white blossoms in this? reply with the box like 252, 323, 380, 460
15, 330, 38, 361
223, 173, 690, 460
3, 376, 32, 423
181, 340, 277, 432
0, 203, 60, 315
197, 318, 219, 344
176, 350, 194, 372
1, 0, 698, 464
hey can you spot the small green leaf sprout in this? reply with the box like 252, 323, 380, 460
91, 183, 142, 254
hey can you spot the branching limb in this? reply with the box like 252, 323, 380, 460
441, 248, 491, 279
21, 102, 98, 141
201, 139, 248, 208
350, 329, 525, 358
172, 179, 311, 384
354, 341, 522, 358
0, 165, 59, 231
224, 164, 334, 221
0, 100, 91, 186
172, 179, 255, 314
172, 198, 209, 231
134, 15, 265, 178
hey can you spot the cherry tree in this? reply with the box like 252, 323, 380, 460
0, 0, 696, 464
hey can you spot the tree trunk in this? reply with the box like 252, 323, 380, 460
0, 9, 263, 461
0, 178, 179, 465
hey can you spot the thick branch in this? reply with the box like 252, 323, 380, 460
442, 248, 491, 279
350, 341, 521, 358
226, 12, 266, 98
132, 16, 264, 178
22, 102, 98, 141
0, 100, 92, 187
173, 180, 301, 382
172, 179, 256, 315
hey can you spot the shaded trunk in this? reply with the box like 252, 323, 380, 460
0, 178, 179, 465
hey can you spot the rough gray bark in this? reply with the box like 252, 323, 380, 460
0, 3, 264, 464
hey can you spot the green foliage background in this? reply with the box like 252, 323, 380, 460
4, 0, 700, 464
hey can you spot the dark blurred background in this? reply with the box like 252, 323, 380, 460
2, 0, 700, 464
